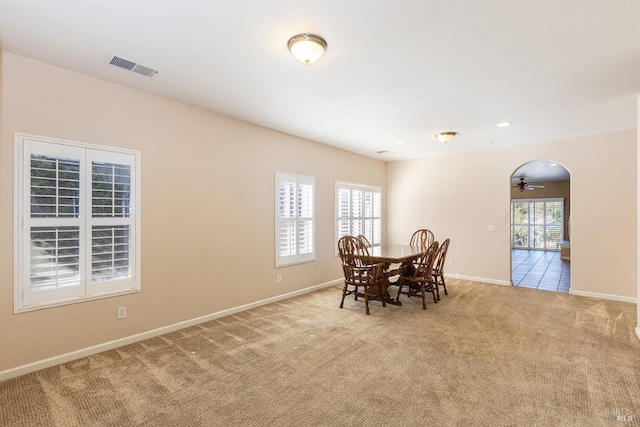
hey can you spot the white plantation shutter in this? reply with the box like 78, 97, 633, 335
20, 141, 85, 307
87, 149, 137, 295
335, 182, 382, 249
337, 187, 351, 240
276, 172, 315, 267
15, 134, 140, 312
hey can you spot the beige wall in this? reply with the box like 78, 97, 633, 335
0, 52, 386, 372
387, 131, 637, 299
510, 179, 571, 239
2, 50, 638, 374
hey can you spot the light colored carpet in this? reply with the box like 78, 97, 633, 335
1, 279, 639, 426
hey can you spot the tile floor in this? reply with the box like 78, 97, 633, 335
511, 249, 570, 293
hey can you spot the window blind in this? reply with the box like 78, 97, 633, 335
335, 182, 382, 249
15, 134, 140, 311
276, 172, 315, 267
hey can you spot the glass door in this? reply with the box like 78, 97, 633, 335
511, 198, 564, 250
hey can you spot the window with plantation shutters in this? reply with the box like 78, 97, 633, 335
336, 182, 382, 250
276, 172, 315, 267
15, 134, 140, 312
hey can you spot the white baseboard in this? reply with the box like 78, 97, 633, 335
444, 273, 511, 286
0, 278, 342, 382
447, 275, 639, 304
569, 289, 637, 304
635, 327, 640, 341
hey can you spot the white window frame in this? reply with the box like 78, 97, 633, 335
335, 181, 382, 250
511, 197, 564, 250
14, 133, 141, 312
275, 172, 315, 267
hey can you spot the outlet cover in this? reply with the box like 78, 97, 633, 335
117, 307, 126, 319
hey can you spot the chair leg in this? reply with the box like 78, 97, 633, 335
377, 281, 387, 307
340, 283, 348, 308
429, 282, 438, 303
364, 293, 370, 315
396, 279, 405, 302
420, 283, 426, 310
441, 276, 448, 295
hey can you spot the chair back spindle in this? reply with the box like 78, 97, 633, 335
409, 229, 434, 248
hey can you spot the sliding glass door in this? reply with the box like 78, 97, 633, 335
511, 198, 564, 250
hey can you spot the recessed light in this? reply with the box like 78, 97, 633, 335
395, 141, 406, 146
497, 122, 512, 127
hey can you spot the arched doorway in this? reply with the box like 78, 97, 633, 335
510, 160, 571, 293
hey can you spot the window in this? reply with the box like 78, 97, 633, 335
336, 182, 382, 248
15, 134, 141, 312
511, 198, 564, 250
275, 172, 315, 267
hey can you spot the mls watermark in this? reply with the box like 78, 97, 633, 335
603, 408, 635, 423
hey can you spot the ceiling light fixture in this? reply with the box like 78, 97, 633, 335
288, 33, 327, 65
435, 132, 457, 143
497, 122, 512, 127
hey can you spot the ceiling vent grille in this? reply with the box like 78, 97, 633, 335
106, 54, 159, 78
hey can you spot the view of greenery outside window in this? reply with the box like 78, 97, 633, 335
336, 182, 382, 248
15, 134, 141, 312
511, 198, 564, 250
275, 172, 315, 267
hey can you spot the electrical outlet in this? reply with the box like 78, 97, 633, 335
117, 306, 126, 319
276, 274, 282, 283
448, 259, 454, 265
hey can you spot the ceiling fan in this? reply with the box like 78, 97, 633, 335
514, 177, 545, 192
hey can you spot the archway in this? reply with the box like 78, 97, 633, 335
510, 160, 571, 293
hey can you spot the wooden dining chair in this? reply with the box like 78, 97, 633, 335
356, 234, 371, 248
338, 235, 386, 315
396, 241, 439, 310
409, 229, 434, 248
432, 238, 450, 300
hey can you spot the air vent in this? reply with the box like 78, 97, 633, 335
376, 150, 392, 155
105, 54, 159, 78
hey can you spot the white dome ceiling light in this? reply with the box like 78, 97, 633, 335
288, 34, 327, 65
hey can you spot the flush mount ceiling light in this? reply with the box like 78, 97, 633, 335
497, 122, 512, 127
435, 132, 457, 143
287, 33, 327, 65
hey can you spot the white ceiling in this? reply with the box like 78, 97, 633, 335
512, 160, 571, 184
0, 0, 638, 175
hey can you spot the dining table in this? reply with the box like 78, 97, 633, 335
368, 244, 425, 305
